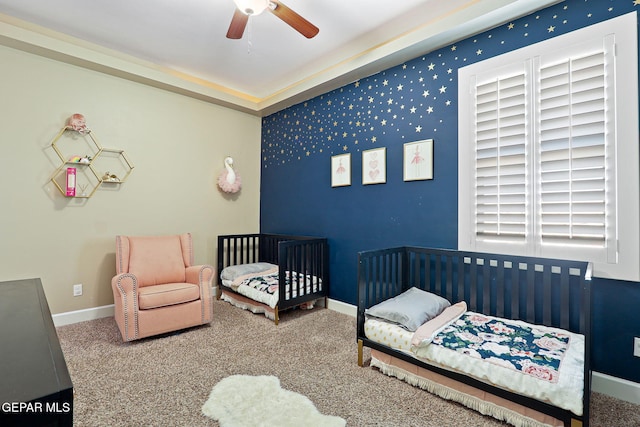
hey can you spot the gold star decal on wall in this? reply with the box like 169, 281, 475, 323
261, 0, 619, 168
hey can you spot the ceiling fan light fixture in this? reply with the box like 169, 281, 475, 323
233, 0, 270, 16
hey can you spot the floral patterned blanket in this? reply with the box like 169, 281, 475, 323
432, 313, 570, 383
233, 270, 322, 308
238, 272, 280, 296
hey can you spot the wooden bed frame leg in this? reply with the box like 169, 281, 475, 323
274, 308, 279, 326
358, 339, 364, 367
570, 419, 582, 427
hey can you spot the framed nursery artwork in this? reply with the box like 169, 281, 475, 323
403, 139, 434, 181
362, 147, 386, 185
331, 153, 351, 187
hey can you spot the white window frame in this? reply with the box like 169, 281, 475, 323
458, 12, 639, 282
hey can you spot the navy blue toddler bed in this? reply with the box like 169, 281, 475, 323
357, 246, 591, 427
217, 234, 329, 324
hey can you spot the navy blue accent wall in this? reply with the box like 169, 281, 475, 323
261, 0, 640, 383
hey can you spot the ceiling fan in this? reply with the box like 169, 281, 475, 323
227, 0, 319, 40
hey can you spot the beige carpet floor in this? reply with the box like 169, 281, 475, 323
56, 299, 640, 426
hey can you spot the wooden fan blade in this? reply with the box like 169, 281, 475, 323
226, 8, 249, 39
269, 1, 319, 39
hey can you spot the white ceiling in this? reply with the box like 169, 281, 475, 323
0, 0, 560, 115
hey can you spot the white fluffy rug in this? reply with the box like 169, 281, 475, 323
202, 375, 346, 427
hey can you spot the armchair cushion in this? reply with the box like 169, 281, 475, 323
138, 282, 201, 310
128, 235, 186, 286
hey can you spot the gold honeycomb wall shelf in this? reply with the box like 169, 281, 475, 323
93, 148, 135, 185
48, 124, 134, 199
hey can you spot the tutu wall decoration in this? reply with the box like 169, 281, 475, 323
217, 157, 242, 194
66, 113, 89, 134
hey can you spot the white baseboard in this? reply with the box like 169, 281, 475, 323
52, 299, 640, 406
51, 299, 355, 327
326, 298, 356, 317
52, 304, 114, 326
592, 371, 640, 405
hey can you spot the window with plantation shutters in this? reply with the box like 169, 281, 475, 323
459, 12, 640, 282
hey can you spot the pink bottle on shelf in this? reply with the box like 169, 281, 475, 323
66, 167, 76, 197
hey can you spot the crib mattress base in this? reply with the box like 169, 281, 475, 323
371, 349, 564, 427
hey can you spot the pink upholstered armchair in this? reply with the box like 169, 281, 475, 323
111, 233, 214, 341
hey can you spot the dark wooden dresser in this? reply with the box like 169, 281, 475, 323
0, 278, 73, 426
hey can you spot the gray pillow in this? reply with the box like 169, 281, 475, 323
365, 287, 451, 331
220, 262, 277, 281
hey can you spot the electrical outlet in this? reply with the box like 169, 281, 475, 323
73, 283, 83, 297
634, 337, 640, 358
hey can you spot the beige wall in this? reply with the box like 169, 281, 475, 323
0, 45, 262, 314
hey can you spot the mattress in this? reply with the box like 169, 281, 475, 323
226, 269, 322, 308
364, 312, 585, 416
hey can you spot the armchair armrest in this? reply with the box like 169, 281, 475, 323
111, 273, 139, 341
186, 264, 215, 323
112, 272, 138, 296
185, 265, 214, 287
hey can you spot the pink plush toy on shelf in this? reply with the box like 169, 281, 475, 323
217, 157, 242, 194
66, 113, 89, 134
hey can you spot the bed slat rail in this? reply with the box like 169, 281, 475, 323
358, 247, 591, 335
217, 234, 260, 271
217, 233, 311, 274
277, 237, 329, 310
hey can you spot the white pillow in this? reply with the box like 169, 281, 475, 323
220, 262, 277, 281
365, 287, 451, 331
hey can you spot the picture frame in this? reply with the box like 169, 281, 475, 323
362, 147, 386, 185
403, 139, 434, 181
331, 153, 351, 187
